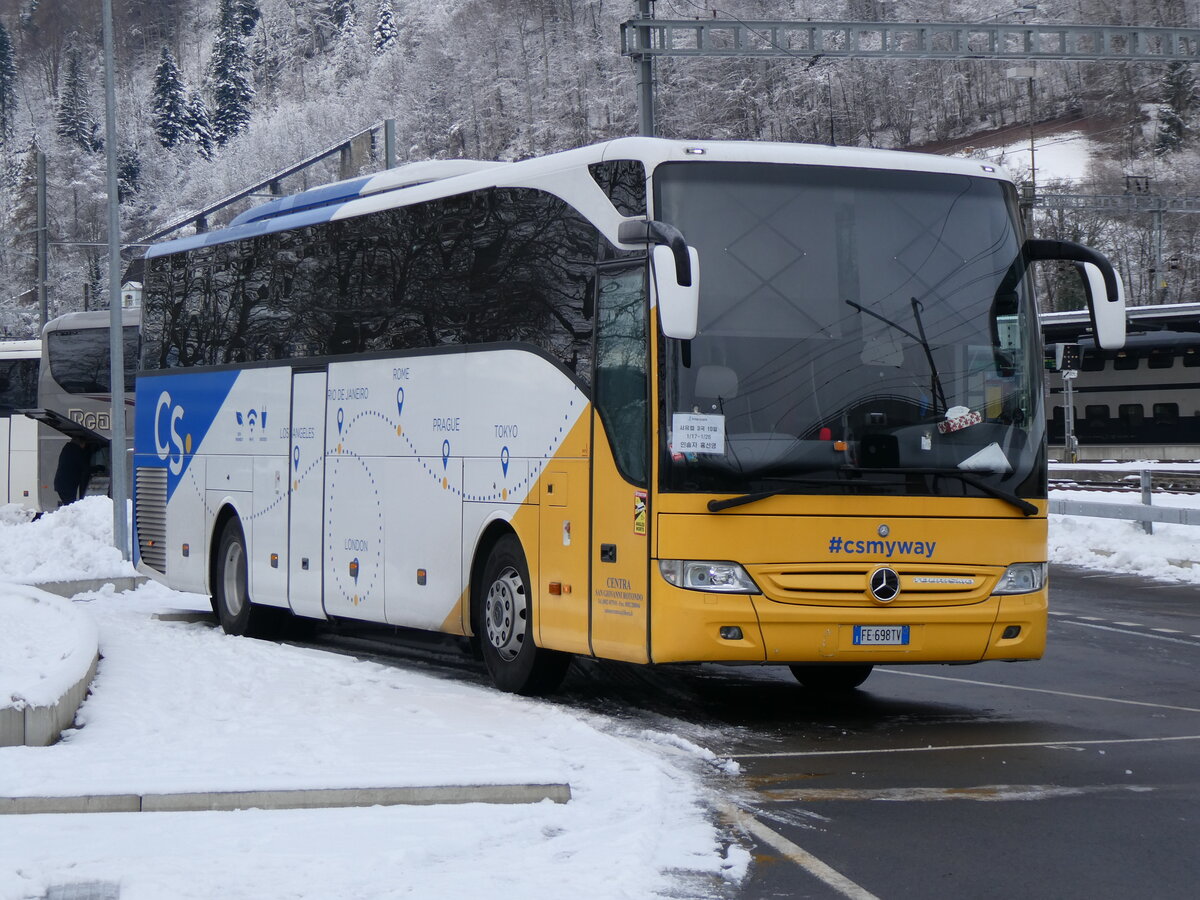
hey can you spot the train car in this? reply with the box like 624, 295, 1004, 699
1043, 302, 1200, 461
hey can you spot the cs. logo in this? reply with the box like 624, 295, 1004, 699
154, 391, 188, 475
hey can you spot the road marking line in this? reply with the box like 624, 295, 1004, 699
734, 734, 1200, 760
1060, 619, 1200, 648
719, 801, 879, 900
758, 784, 1151, 803
1153, 628, 1184, 634
1076, 616, 1103, 621
1114, 621, 1141, 627
879, 666, 1200, 711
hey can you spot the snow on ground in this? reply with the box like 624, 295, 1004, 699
953, 130, 1098, 184
0, 500, 742, 900
2, 475, 1197, 899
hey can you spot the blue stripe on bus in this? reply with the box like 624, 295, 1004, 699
145, 202, 346, 259
134, 369, 241, 502
227, 176, 375, 228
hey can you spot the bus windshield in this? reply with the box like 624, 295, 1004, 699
656, 161, 1043, 500
47, 326, 140, 394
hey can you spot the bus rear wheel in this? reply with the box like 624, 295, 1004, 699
214, 516, 268, 637
789, 664, 874, 692
475, 534, 570, 695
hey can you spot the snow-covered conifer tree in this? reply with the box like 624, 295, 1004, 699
0, 22, 17, 154
372, 0, 397, 56
151, 47, 189, 149
55, 47, 102, 153
209, 0, 256, 146
185, 90, 216, 160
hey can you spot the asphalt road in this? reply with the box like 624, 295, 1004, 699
298, 563, 1200, 899
697, 564, 1200, 900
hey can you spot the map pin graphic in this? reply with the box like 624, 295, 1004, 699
501, 446, 510, 477
442, 439, 451, 471
293, 446, 300, 471
337, 408, 344, 434
396, 387, 405, 417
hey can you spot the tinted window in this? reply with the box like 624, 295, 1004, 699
589, 160, 647, 218
1148, 348, 1175, 369
1112, 352, 1138, 371
1153, 402, 1179, 422
48, 326, 139, 393
143, 188, 599, 385
594, 264, 649, 485
0, 358, 39, 411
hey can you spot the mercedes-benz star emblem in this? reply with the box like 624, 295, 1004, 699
869, 567, 901, 603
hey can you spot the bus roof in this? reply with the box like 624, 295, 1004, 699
41, 308, 142, 337
0, 339, 40, 357
146, 137, 1015, 261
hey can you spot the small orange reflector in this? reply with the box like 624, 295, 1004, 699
179, 543, 187, 557
833, 440, 848, 451
270, 553, 279, 569
416, 569, 427, 585
563, 584, 572, 594
548, 582, 562, 595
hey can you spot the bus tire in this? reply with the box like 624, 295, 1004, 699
789, 664, 873, 692
475, 534, 570, 696
214, 516, 267, 638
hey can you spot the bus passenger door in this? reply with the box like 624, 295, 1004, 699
288, 370, 327, 619
589, 264, 651, 663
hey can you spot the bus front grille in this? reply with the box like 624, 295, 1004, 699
751, 564, 1001, 607
135, 467, 168, 572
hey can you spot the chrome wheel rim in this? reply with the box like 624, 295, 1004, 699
484, 565, 526, 662
222, 540, 247, 617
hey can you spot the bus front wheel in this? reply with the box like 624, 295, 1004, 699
214, 516, 267, 637
789, 664, 873, 692
475, 535, 570, 695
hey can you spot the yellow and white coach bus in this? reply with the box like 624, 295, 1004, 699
132, 138, 1124, 694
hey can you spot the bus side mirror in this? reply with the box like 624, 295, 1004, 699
1076, 261, 1126, 351
1023, 238, 1125, 350
653, 244, 700, 340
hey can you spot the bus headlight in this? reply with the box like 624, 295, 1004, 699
659, 560, 760, 594
993, 562, 1046, 595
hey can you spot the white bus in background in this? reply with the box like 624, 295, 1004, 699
25, 309, 140, 511
0, 339, 41, 511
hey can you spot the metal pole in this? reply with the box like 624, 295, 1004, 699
1062, 371, 1077, 464
1140, 470, 1154, 535
36, 150, 47, 329
384, 118, 396, 169
1027, 74, 1036, 205
637, 0, 655, 136
102, 0, 130, 561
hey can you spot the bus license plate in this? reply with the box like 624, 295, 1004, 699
853, 625, 910, 646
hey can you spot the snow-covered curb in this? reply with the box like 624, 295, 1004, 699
0, 586, 99, 747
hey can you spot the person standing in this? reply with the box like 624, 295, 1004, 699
54, 435, 92, 506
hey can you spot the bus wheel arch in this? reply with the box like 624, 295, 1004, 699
470, 527, 570, 696
210, 508, 267, 637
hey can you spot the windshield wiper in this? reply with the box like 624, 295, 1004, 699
846, 298, 948, 413
706, 477, 843, 512
842, 466, 1037, 516
707, 468, 1037, 516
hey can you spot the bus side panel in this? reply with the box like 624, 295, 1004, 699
9, 414, 40, 511
251, 455, 290, 609
319, 350, 587, 636
167, 457, 208, 593
0, 418, 9, 505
